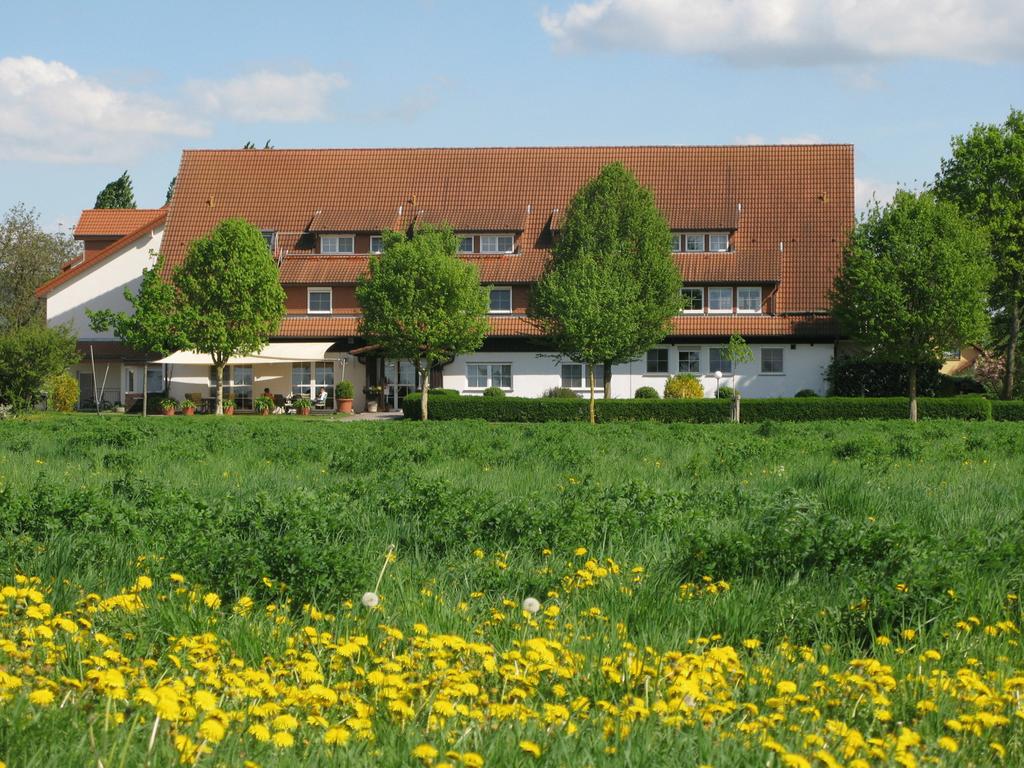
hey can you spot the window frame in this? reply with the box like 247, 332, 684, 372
708, 287, 734, 313
307, 287, 333, 315
685, 233, 706, 252
736, 286, 763, 314
646, 348, 669, 374
708, 233, 729, 252
488, 286, 513, 314
709, 347, 733, 375
320, 234, 355, 255
678, 348, 701, 373
369, 235, 383, 254
457, 235, 475, 254
681, 286, 704, 314
479, 234, 515, 254
465, 362, 513, 391
761, 347, 784, 375
261, 230, 277, 253
671, 233, 683, 253
560, 363, 604, 390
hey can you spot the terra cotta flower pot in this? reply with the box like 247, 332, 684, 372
338, 398, 353, 413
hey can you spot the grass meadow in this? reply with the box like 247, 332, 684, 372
1, 415, 1024, 766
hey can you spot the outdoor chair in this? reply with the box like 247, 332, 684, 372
314, 389, 329, 410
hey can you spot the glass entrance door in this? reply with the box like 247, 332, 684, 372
383, 360, 418, 410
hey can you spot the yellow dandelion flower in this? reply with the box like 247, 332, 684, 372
901, 628, 916, 641
937, 737, 958, 753
247, 723, 271, 742
776, 680, 798, 695
198, 718, 226, 743
272, 713, 299, 731
203, 592, 221, 609
574, 547, 588, 556
170, 573, 185, 584
271, 731, 294, 748
743, 638, 761, 650
519, 740, 542, 758
28, 688, 55, 706
462, 754, 484, 768
412, 744, 439, 763
324, 726, 350, 745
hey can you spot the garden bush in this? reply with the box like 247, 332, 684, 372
47, 372, 79, 412
481, 386, 506, 398
716, 385, 737, 400
543, 387, 579, 398
795, 389, 819, 397
634, 386, 660, 399
663, 374, 703, 399
827, 358, 942, 396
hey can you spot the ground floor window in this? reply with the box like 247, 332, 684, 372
561, 363, 604, 389
678, 349, 700, 373
761, 348, 784, 374
209, 365, 253, 409
646, 348, 669, 373
126, 365, 164, 394
467, 363, 512, 389
709, 348, 733, 374
292, 362, 335, 406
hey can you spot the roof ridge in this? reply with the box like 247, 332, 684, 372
180, 144, 854, 153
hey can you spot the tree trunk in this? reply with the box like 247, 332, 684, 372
588, 364, 596, 424
142, 362, 148, 418
603, 361, 612, 399
215, 362, 225, 416
908, 364, 918, 422
418, 361, 429, 422
1004, 299, 1020, 400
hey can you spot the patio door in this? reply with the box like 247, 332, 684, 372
383, 360, 418, 410
78, 373, 94, 410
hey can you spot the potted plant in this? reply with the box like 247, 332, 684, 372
335, 380, 355, 413
294, 396, 312, 416
160, 398, 177, 416
223, 398, 235, 416
365, 385, 381, 413
112, 401, 126, 414
180, 398, 197, 416
254, 396, 274, 415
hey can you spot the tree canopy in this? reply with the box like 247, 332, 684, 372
0, 323, 79, 410
94, 171, 136, 209
356, 226, 489, 421
832, 190, 993, 420
935, 109, 1024, 399
173, 219, 286, 414
0, 204, 80, 329
529, 162, 680, 422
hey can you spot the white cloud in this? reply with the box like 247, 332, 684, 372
855, 176, 900, 214
734, 132, 825, 145
186, 70, 348, 123
541, 0, 1024, 65
0, 56, 207, 164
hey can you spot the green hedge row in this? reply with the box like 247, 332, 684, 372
402, 393, 993, 422
992, 400, 1024, 421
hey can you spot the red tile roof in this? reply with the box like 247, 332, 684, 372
74, 209, 166, 238
162, 146, 854, 319
36, 209, 167, 297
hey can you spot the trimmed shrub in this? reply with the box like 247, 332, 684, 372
664, 374, 703, 399
935, 374, 986, 397
335, 380, 355, 399
634, 386, 660, 399
431, 388, 460, 396
482, 386, 506, 398
47, 373, 79, 412
403, 393, 992, 422
827, 358, 942, 397
992, 401, 1024, 421
716, 385, 737, 400
795, 389, 819, 397
543, 387, 579, 398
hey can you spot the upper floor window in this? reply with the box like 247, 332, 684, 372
458, 236, 474, 254
708, 287, 733, 312
671, 233, 683, 253
681, 286, 704, 313
261, 230, 276, 253
321, 235, 354, 254
480, 234, 515, 253
307, 287, 332, 314
369, 236, 383, 254
489, 287, 512, 314
737, 286, 762, 313
685, 233, 705, 252
708, 233, 729, 252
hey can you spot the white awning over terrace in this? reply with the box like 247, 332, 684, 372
155, 342, 336, 366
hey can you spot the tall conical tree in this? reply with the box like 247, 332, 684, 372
94, 171, 136, 209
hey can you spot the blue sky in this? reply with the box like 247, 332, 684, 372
2, 0, 1022, 232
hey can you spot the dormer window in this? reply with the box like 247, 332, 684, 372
307, 287, 332, 314
321, 235, 354, 254
480, 234, 514, 254
488, 287, 512, 314
458, 236, 474, 254
709, 233, 729, 252
671, 233, 683, 253
685, 233, 705, 252
737, 286, 762, 313
261, 230, 276, 252
369, 236, 383, 254
680, 286, 704, 313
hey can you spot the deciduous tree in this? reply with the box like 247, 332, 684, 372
832, 190, 993, 421
935, 109, 1024, 399
356, 227, 489, 421
529, 163, 680, 422
173, 219, 286, 414
0, 324, 79, 410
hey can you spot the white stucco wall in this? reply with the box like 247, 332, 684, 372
445, 343, 834, 399
45, 226, 164, 339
